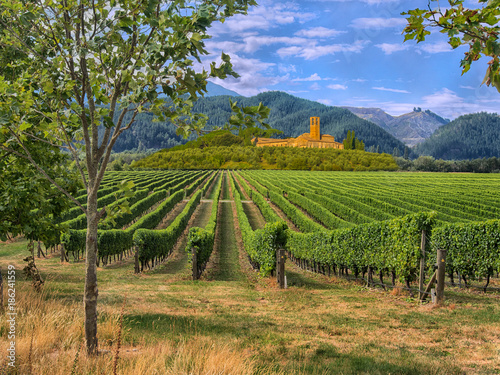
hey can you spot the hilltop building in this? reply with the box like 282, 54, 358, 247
253, 117, 344, 149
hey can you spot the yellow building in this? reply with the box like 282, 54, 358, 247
254, 117, 344, 149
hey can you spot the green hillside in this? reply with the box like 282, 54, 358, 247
192, 91, 407, 155
111, 91, 407, 155
415, 112, 500, 160
131, 143, 398, 171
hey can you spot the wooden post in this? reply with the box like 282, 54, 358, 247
60, 244, 66, 263
134, 248, 140, 274
0, 266, 3, 313
421, 270, 437, 302
419, 230, 426, 301
276, 248, 286, 289
436, 249, 447, 305
192, 247, 198, 280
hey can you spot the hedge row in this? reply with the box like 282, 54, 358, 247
286, 191, 354, 230
432, 219, 500, 280
287, 212, 436, 282
98, 189, 169, 230
267, 176, 393, 223
186, 172, 223, 276
153, 170, 204, 193
134, 190, 203, 267
239, 172, 268, 197
268, 189, 325, 233
61, 190, 185, 259
233, 172, 280, 223
241, 173, 325, 233
230, 172, 287, 276
97, 189, 185, 258
63, 188, 150, 230
185, 171, 211, 197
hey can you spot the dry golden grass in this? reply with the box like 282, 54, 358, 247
0, 285, 282, 375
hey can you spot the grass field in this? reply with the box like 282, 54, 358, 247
1, 172, 500, 374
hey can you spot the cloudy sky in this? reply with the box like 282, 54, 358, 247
200, 0, 500, 120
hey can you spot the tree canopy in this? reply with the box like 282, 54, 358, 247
0, 0, 258, 355
403, 0, 500, 91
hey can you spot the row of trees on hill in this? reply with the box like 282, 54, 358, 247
343, 130, 365, 150
132, 145, 398, 171
395, 156, 500, 173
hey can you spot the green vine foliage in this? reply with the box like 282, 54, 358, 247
287, 212, 436, 282
230, 171, 288, 276
60, 189, 185, 258
185, 172, 223, 273
432, 219, 500, 280
134, 190, 202, 264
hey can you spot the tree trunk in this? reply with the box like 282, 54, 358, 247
0, 267, 3, 313
84, 192, 99, 355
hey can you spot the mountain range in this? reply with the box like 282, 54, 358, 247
111, 83, 499, 160
342, 106, 450, 147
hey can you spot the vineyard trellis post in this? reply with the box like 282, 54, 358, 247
192, 247, 199, 281
419, 230, 426, 300
134, 248, 140, 274
0, 267, 3, 313
436, 249, 447, 305
277, 248, 286, 289
60, 244, 66, 263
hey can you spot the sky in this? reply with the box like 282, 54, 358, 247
198, 0, 500, 120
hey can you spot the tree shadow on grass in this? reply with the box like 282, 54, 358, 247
285, 269, 339, 290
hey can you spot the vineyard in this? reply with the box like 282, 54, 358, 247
47, 169, 500, 293
2, 169, 500, 374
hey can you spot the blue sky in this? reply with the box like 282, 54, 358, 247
199, 0, 500, 120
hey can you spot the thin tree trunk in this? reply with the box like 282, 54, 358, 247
0, 267, 3, 313
84, 192, 99, 355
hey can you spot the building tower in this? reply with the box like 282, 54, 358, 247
310, 116, 320, 141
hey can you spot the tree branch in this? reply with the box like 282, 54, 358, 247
0, 142, 86, 214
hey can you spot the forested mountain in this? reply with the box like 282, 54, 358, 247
414, 112, 500, 160
193, 91, 407, 155
343, 106, 449, 146
111, 90, 407, 155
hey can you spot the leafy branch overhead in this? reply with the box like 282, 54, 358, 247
226, 99, 282, 142
402, 0, 500, 91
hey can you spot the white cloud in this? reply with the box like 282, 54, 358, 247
292, 73, 323, 82
209, 2, 315, 35
317, 99, 333, 105
352, 78, 367, 83
278, 64, 297, 74
361, 0, 399, 3
242, 35, 310, 53
350, 17, 407, 29
201, 53, 284, 96
277, 40, 367, 60
372, 86, 411, 94
310, 82, 322, 90
204, 40, 245, 54
418, 41, 453, 54
376, 43, 409, 55
295, 27, 346, 39
313, 0, 399, 3
328, 84, 348, 90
